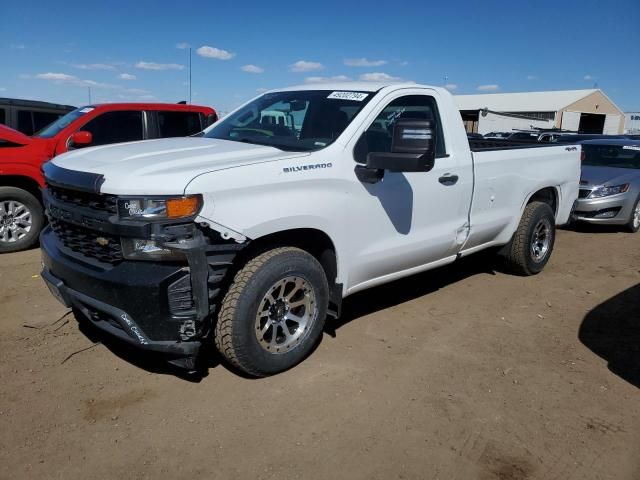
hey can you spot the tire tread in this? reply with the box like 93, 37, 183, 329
214, 247, 310, 376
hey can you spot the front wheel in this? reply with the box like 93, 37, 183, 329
215, 247, 329, 377
0, 187, 45, 253
499, 201, 556, 276
626, 197, 640, 233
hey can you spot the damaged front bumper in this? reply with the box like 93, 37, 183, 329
40, 223, 243, 370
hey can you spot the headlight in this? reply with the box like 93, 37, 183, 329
589, 184, 629, 198
121, 238, 186, 261
118, 195, 202, 220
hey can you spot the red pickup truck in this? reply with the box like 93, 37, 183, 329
0, 102, 217, 252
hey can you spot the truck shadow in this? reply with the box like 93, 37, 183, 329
562, 223, 629, 234
578, 283, 640, 389
76, 320, 221, 382
326, 251, 498, 334
72, 251, 501, 381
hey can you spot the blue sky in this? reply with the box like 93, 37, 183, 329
1, 0, 639, 113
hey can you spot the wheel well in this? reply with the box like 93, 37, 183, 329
528, 187, 557, 217
239, 228, 338, 286
0, 176, 43, 204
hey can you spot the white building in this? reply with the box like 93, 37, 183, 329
624, 112, 640, 134
455, 89, 624, 135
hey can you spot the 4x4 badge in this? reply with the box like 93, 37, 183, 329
95, 237, 109, 247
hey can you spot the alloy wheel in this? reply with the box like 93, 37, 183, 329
0, 200, 32, 243
530, 218, 552, 262
254, 276, 317, 353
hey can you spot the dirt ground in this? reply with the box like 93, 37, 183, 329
0, 226, 639, 480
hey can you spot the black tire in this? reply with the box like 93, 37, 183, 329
214, 247, 329, 377
625, 196, 640, 233
499, 201, 556, 276
0, 187, 45, 253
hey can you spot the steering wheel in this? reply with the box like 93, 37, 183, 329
232, 127, 274, 137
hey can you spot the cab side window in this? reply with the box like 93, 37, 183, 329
354, 95, 445, 164
80, 111, 143, 146
157, 111, 202, 137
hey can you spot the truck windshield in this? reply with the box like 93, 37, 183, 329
205, 90, 373, 151
582, 145, 640, 169
34, 107, 93, 138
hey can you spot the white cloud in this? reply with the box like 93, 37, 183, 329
256, 88, 269, 93
290, 60, 324, 72
444, 83, 458, 91
9, 43, 26, 49
344, 58, 387, 67
477, 84, 499, 91
398, 60, 409, 66
196, 45, 234, 60
0, 87, 6, 91
135, 61, 184, 71
584, 74, 593, 80
176, 42, 191, 49
359, 72, 402, 82
123, 88, 149, 95
71, 63, 116, 70
241, 64, 264, 74
526, 75, 537, 80
32, 72, 117, 89
35, 72, 76, 82
304, 75, 352, 84
118, 73, 136, 80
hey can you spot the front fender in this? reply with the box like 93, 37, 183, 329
0, 163, 45, 187
185, 162, 349, 285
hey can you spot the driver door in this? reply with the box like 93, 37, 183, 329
345, 90, 472, 291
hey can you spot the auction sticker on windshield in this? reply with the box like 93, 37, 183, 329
327, 91, 368, 101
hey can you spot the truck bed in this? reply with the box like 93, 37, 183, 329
468, 138, 552, 151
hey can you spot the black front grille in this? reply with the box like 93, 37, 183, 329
47, 185, 117, 215
578, 189, 592, 199
50, 218, 123, 264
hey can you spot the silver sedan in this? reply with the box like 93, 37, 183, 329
573, 139, 640, 232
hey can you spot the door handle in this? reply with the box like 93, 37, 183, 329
438, 174, 459, 185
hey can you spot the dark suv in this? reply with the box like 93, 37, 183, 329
0, 98, 75, 136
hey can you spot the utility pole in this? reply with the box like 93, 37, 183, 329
189, 47, 192, 105
87, 86, 92, 104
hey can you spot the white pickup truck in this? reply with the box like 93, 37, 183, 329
40, 83, 580, 376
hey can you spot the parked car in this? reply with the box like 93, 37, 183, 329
0, 102, 217, 252
572, 139, 640, 232
505, 131, 541, 142
553, 133, 626, 144
39, 83, 580, 375
0, 97, 75, 136
483, 131, 510, 139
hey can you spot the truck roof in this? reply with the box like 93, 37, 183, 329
78, 102, 215, 113
0, 97, 75, 110
270, 82, 427, 93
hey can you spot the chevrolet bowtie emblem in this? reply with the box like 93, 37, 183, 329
96, 237, 109, 247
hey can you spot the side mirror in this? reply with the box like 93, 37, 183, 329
69, 131, 93, 147
366, 119, 436, 172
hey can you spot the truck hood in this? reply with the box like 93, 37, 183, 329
581, 165, 640, 187
51, 137, 309, 195
0, 124, 32, 145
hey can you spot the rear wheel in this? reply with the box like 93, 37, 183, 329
215, 247, 329, 377
0, 187, 44, 253
626, 197, 640, 233
500, 201, 556, 276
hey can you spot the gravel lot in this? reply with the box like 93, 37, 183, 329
0, 227, 638, 480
